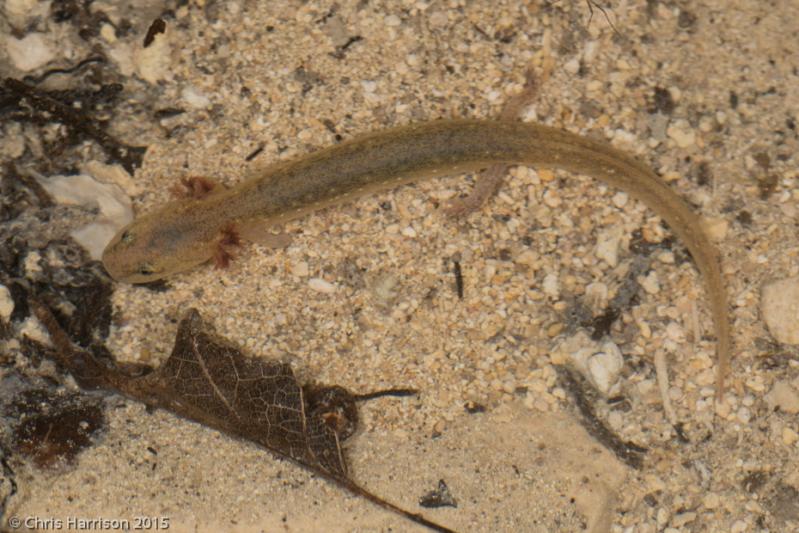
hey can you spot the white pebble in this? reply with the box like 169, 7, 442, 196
542, 273, 559, 298
596, 226, 623, 267
134, 31, 172, 83
5, 0, 49, 27
761, 277, 799, 344
766, 381, 799, 414
667, 120, 696, 148
401, 226, 417, 238
639, 271, 661, 295
384, 14, 401, 26
33, 174, 133, 260
0, 284, 13, 322
564, 57, 580, 74
584, 282, 608, 312
542, 188, 561, 208
181, 86, 211, 109
783, 427, 798, 446
730, 520, 748, 533
586, 340, 624, 395
612, 192, 629, 208
6, 33, 56, 72
291, 261, 309, 277
736, 406, 751, 424
308, 278, 336, 293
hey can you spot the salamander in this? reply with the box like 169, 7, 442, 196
101, 118, 731, 398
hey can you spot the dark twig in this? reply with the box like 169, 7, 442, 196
555, 365, 646, 469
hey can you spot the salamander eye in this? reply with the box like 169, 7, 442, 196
120, 230, 135, 244
138, 263, 155, 276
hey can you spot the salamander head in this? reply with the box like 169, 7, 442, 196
101, 210, 213, 283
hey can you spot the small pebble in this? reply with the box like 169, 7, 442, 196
542, 188, 561, 208
291, 261, 309, 277
656, 507, 669, 527
542, 273, 559, 298
703, 493, 720, 510
308, 278, 335, 293
586, 340, 624, 395
384, 14, 401, 26
783, 427, 799, 446
564, 57, 580, 74
672, 511, 697, 527
596, 226, 623, 267
5, 33, 55, 71
667, 120, 696, 148
765, 381, 799, 414
181, 86, 212, 109
761, 277, 799, 344
0, 284, 13, 322
612, 191, 628, 208
730, 520, 748, 533
134, 31, 172, 83
638, 271, 661, 295
736, 406, 751, 424
584, 282, 608, 312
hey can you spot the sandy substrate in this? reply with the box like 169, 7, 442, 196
2, 1, 798, 532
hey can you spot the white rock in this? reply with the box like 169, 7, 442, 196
401, 225, 417, 238
1, 123, 25, 158
308, 278, 335, 293
81, 161, 140, 196
766, 381, 799, 414
584, 282, 608, 313
0, 284, 13, 322
783, 427, 798, 446
554, 332, 623, 395
542, 273, 559, 298
100, 23, 117, 43
33, 173, 133, 260
5, 0, 49, 27
586, 340, 624, 395
20, 315, 49, 344
761, 277, 799, 344
564, 57, 580, 75
181, 86, 211, 109
596, 226, 623, 267
639, 271, 661, 295
291, 261, 309, 277
384, 14, 401, 26
134, 31, 172, 83
612, 192, 628, 208
6, 33, 56, 72
736, 406, 752, 424
667, 120, 696, 148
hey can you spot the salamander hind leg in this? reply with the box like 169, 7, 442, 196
238, 217, 294, 249
445, 68, 546, 218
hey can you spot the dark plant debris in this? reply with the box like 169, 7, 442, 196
554, 365, 647, 469
1, 77, 146, 174
419, 479, 458, 509
30, 304, 455, 533
7, 386, 105, 469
